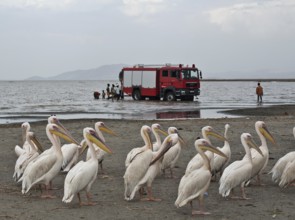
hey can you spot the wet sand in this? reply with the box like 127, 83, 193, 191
1, 105, 295, 220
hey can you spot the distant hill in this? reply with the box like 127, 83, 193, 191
25, 64, 127, 81
25, 64, 295, 81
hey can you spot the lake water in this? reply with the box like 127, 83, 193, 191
1, 80, 295, 124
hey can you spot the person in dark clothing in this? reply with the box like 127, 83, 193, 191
93, 91, 100, 99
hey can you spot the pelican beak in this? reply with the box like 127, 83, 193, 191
30, 133, 44, 152
155, 127, 168, 137
200, 142, 228, 159
78, 139, 88, 155
206, 130, 227, 142
86, 132, 113, 154
247, 138, 263, 156
259, 126, 276, 145
52, 118, 80, 145
50, 125, 79, 145
99, 125, 118, 136
177, 133, 186, 147
150, 136, 173, 166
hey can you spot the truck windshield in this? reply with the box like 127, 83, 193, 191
181, 69, 199, 79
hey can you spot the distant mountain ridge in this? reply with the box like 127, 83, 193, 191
25, 64, 295, 81
25, 64, 126, 80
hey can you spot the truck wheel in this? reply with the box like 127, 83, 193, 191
165, 91, 176, 101
132, 90, 141, 100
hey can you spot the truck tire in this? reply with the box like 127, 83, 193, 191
164, 91, 176, 101
132, 90, 141, 101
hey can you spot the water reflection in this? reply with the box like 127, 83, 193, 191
156, 110, 200, 119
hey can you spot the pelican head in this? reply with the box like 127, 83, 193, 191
202, 126, 227, 141
48, 115, 79, 145
195, 138, 228, 159
242, 133, 263, 156
168, 127, 186, 146
83, 127, 113, 154
152, 123, 168, 136
255, 121, 276, 144
95, 122, 118, 136
150, 133, 179, 165
48, 123, 79, 145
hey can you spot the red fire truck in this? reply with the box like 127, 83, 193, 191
118, 64, 202, 101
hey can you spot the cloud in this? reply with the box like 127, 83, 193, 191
0, 0, 112, 10
206, 0, 295, 36
0, 0, 74, 9
121, 0, 167, 20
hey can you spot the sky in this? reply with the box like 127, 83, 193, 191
1, 0, 295, 80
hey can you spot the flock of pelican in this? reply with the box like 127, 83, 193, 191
12, 117, 295, 216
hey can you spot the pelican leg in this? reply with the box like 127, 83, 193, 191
241, 186, 250, 200
40, 184, 56, 199
86, 192, 97, 206
170, 168, 177, 179
191, 197, 210, 215
141, 186, 161, 202
78, 193, 84, 206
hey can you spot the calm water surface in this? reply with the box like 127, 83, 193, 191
1, 80, 295, 124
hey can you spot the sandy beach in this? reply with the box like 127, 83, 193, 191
1, 105, 295, 220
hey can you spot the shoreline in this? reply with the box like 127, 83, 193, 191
1, 104, 295, 126
1, 105, 295, 219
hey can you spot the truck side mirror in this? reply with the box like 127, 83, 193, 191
200, 71, 202, 79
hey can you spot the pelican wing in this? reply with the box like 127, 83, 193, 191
279, 160, 295, 188
219, 159, 252, 197
270, 151, 295, 183
125, 147, 145, 167
13, 151, 39, 181
161, 143, 181, 170
124, 150, 153, 200
61, 143, 79, 170
22, 153, 57, 191
175, 167, 211, 207
63, 160, 98, 203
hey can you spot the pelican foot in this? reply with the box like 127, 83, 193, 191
141, 197, 162, 202
231, 196, 251, 200
41, 194, 57, 199
80, 201, 98, 206
192, 210, 211, 215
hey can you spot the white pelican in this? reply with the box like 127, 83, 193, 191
219, 133, 263, 199
161, 127, 185, 178
212, 124, 231, 180
175, 139, 227, 215
124, 125, 153, 200
269, 127, 295, 184
125, 125, 152, 168
20, 123, 78, 198
62, 127, 113, 205
128, 134, 179, 201
61, 139, 87, 172
185, 126, 226, 175
151, 123, 168, 152
244, 121, 275, 186
13, 131, 43, 182
85, 122, 117, 174
15, 122, 33, 157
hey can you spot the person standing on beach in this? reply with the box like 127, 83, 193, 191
106, 84, 110, 99
256, 82, 263, 103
